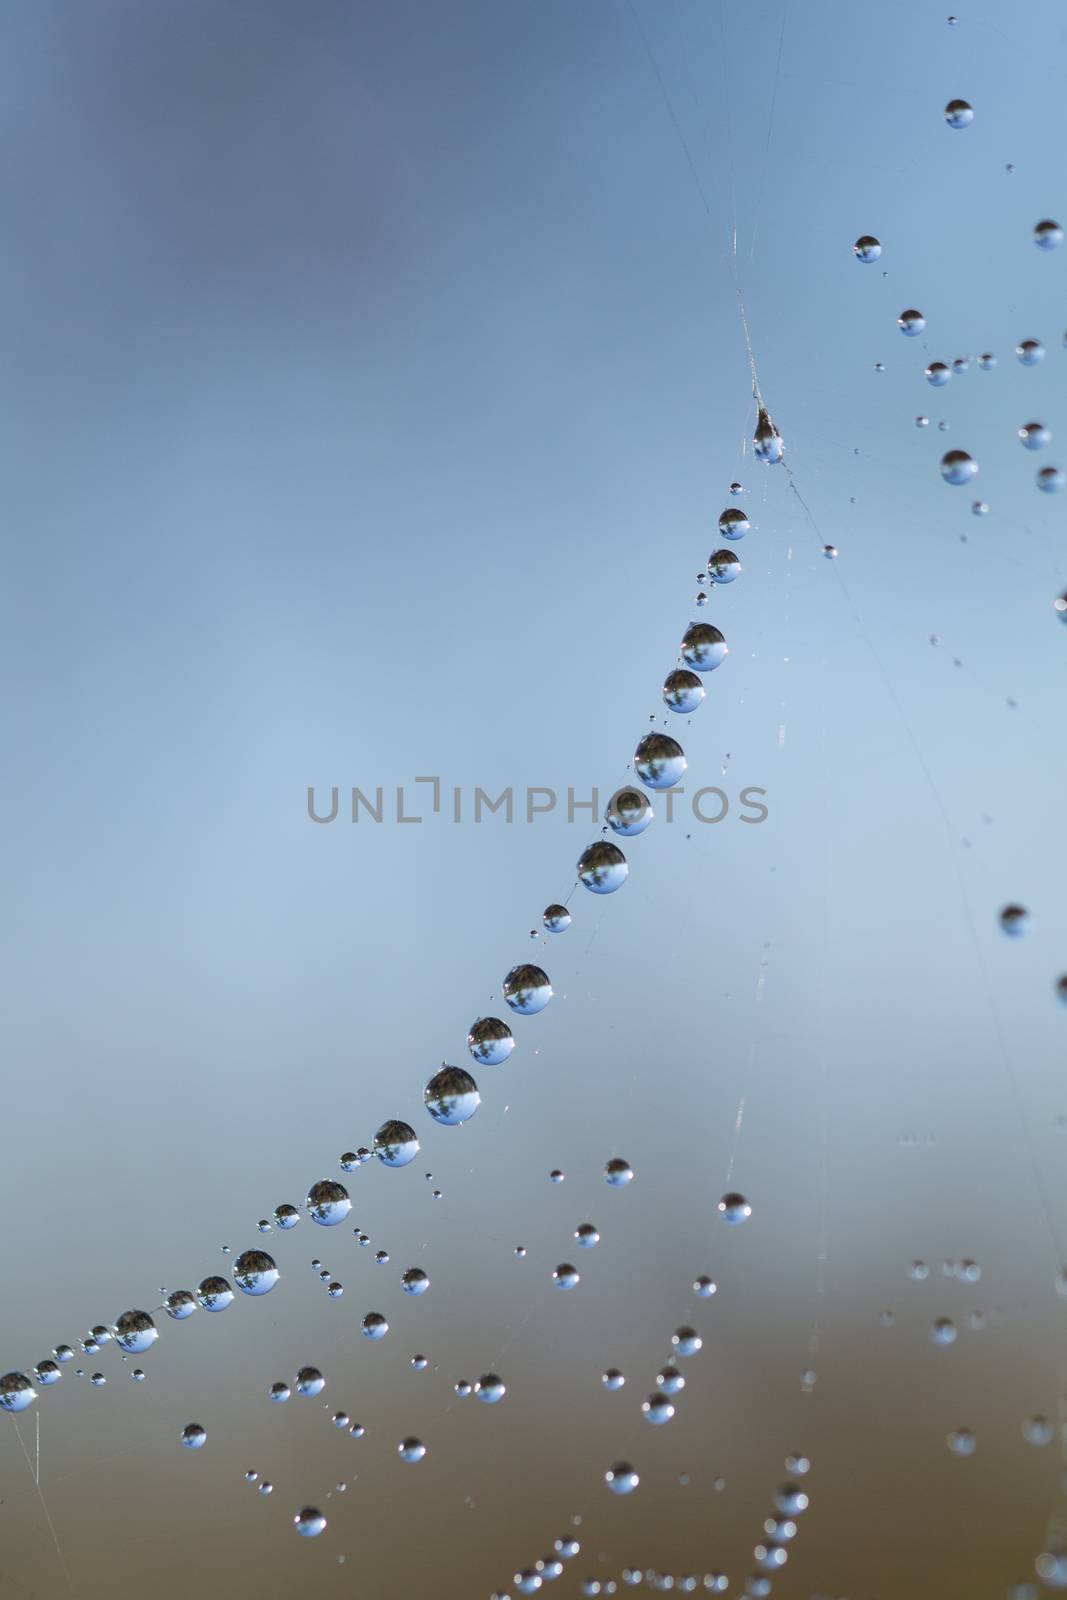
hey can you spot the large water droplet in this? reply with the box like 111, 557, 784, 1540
940, 450, 978, 485
707, 549, 741, 584
925, 362, 951, 386
604, 787, 653, 836
1038, 466, 1066, 492
753, 407, 784, 464
898, 309, 926, 336
502, 963, 553, 1015
633, 732, 686, 789
944, 99, 973, 128
113, 1310, 158, 1354
181, 1423, 207, 1449
306, 1180, 351, 1226
468, 1017, 515, 1066
680, 621, 727, 672
1019, 422, 1051, 450
718, 507, 750, 540
1017, 339, 1045, 365
424, 1065, 481, 1125
196, 1277, 234, 1313
1034, 219, 1064, 250
398, 1438, 426, 1462
605, 1463, 640, 1494
373, 1120, 420, 1167
232, 1250, 279, 1296
577, 841, 629, 894
0, 1372, 36, 1413
662, 669, 705, 714
718, 1192, 752, 1224
999, 904, 1031, 936
164, 1290, 197, 1320
543, 904, 571, 933
853, 235, 881, 263
294, 1507, 327, 1537
273, 1203, 300, 1230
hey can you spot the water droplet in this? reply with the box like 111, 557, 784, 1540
642, 1392, 675, 1424
681, 621, 728, 672
361, 1312, 389, 1340
1017, 339, 1045, 365
1023, 1414, 1055, 1446
656, 1364, 685, 1395
34, 1361, 61, 1386
1019, 422, 1051, 450
1035, 219, 1064, 250
455, 1379, 472, 1396
327, 1282, 343, 1298
373, 1120, 420, 1167
978, 352, 997, 370
605, 1463, 640, 1494
196, 1277, 234, 1313
232, 1249, 279, 1296
633, 732, 686, 789
823, 544, 838, 559
753, 407, 784, 464
605, 787, 653, 836
502, 963, 553, 1014
273, 1203, 300, 1230
853, 235, 881, 263
1038, 466, 1066, 492
925, 362, 951, 386
269, 1381, 291, 1402
402, 1267, 430, 1295
468, 1017, 515, 1066
971, 501, 988, 516
475, 1373, 506, 1403
940, 450, 977, 485
605, 1158, 634, 1186
916, 415, 930, 427
944, 98, 973, 128
1000, 904, 1031, 936
718, 507, 750, 541
114, 1310, 158, 1354
707, 549, 741, 584
577, 841, 629, 894
662, 669, 706, 714
553, 1263, 580, 1290
672, 1326, 702, 1357
718, 1192, 752, 1224
898, 309, 925, 336
0, 1373, 36, 1412
306, 1180, 351, 1226
931, 1317, 958, 1346
332, 1411, 351, 1428
398, 1438, 426, 1463
693, 1275, 717, 1299
947, 1428, 975, 1456
181, 1423, 207, 1449
543, 904, 571, 933
294, 1507, 326, 1537
424, 1064, 481, 1125
602, 1368, 625, 1390
575, 1223, 600, 1248
89, 1372, 106, 1387
952, 357, 969, 375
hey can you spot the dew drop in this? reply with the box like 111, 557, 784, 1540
944, 98, 973, 128
468, 1016, 515, 1066
853, 235, 881, 263
502, 963, 553, 1015
424, 1064, 481, 1125
718, 1192, 752, 1224
577, 841, 629, 894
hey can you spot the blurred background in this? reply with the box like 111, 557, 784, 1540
2, 1, 1067, 1595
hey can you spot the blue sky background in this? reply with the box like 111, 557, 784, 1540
2, 2, 1067, 1594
